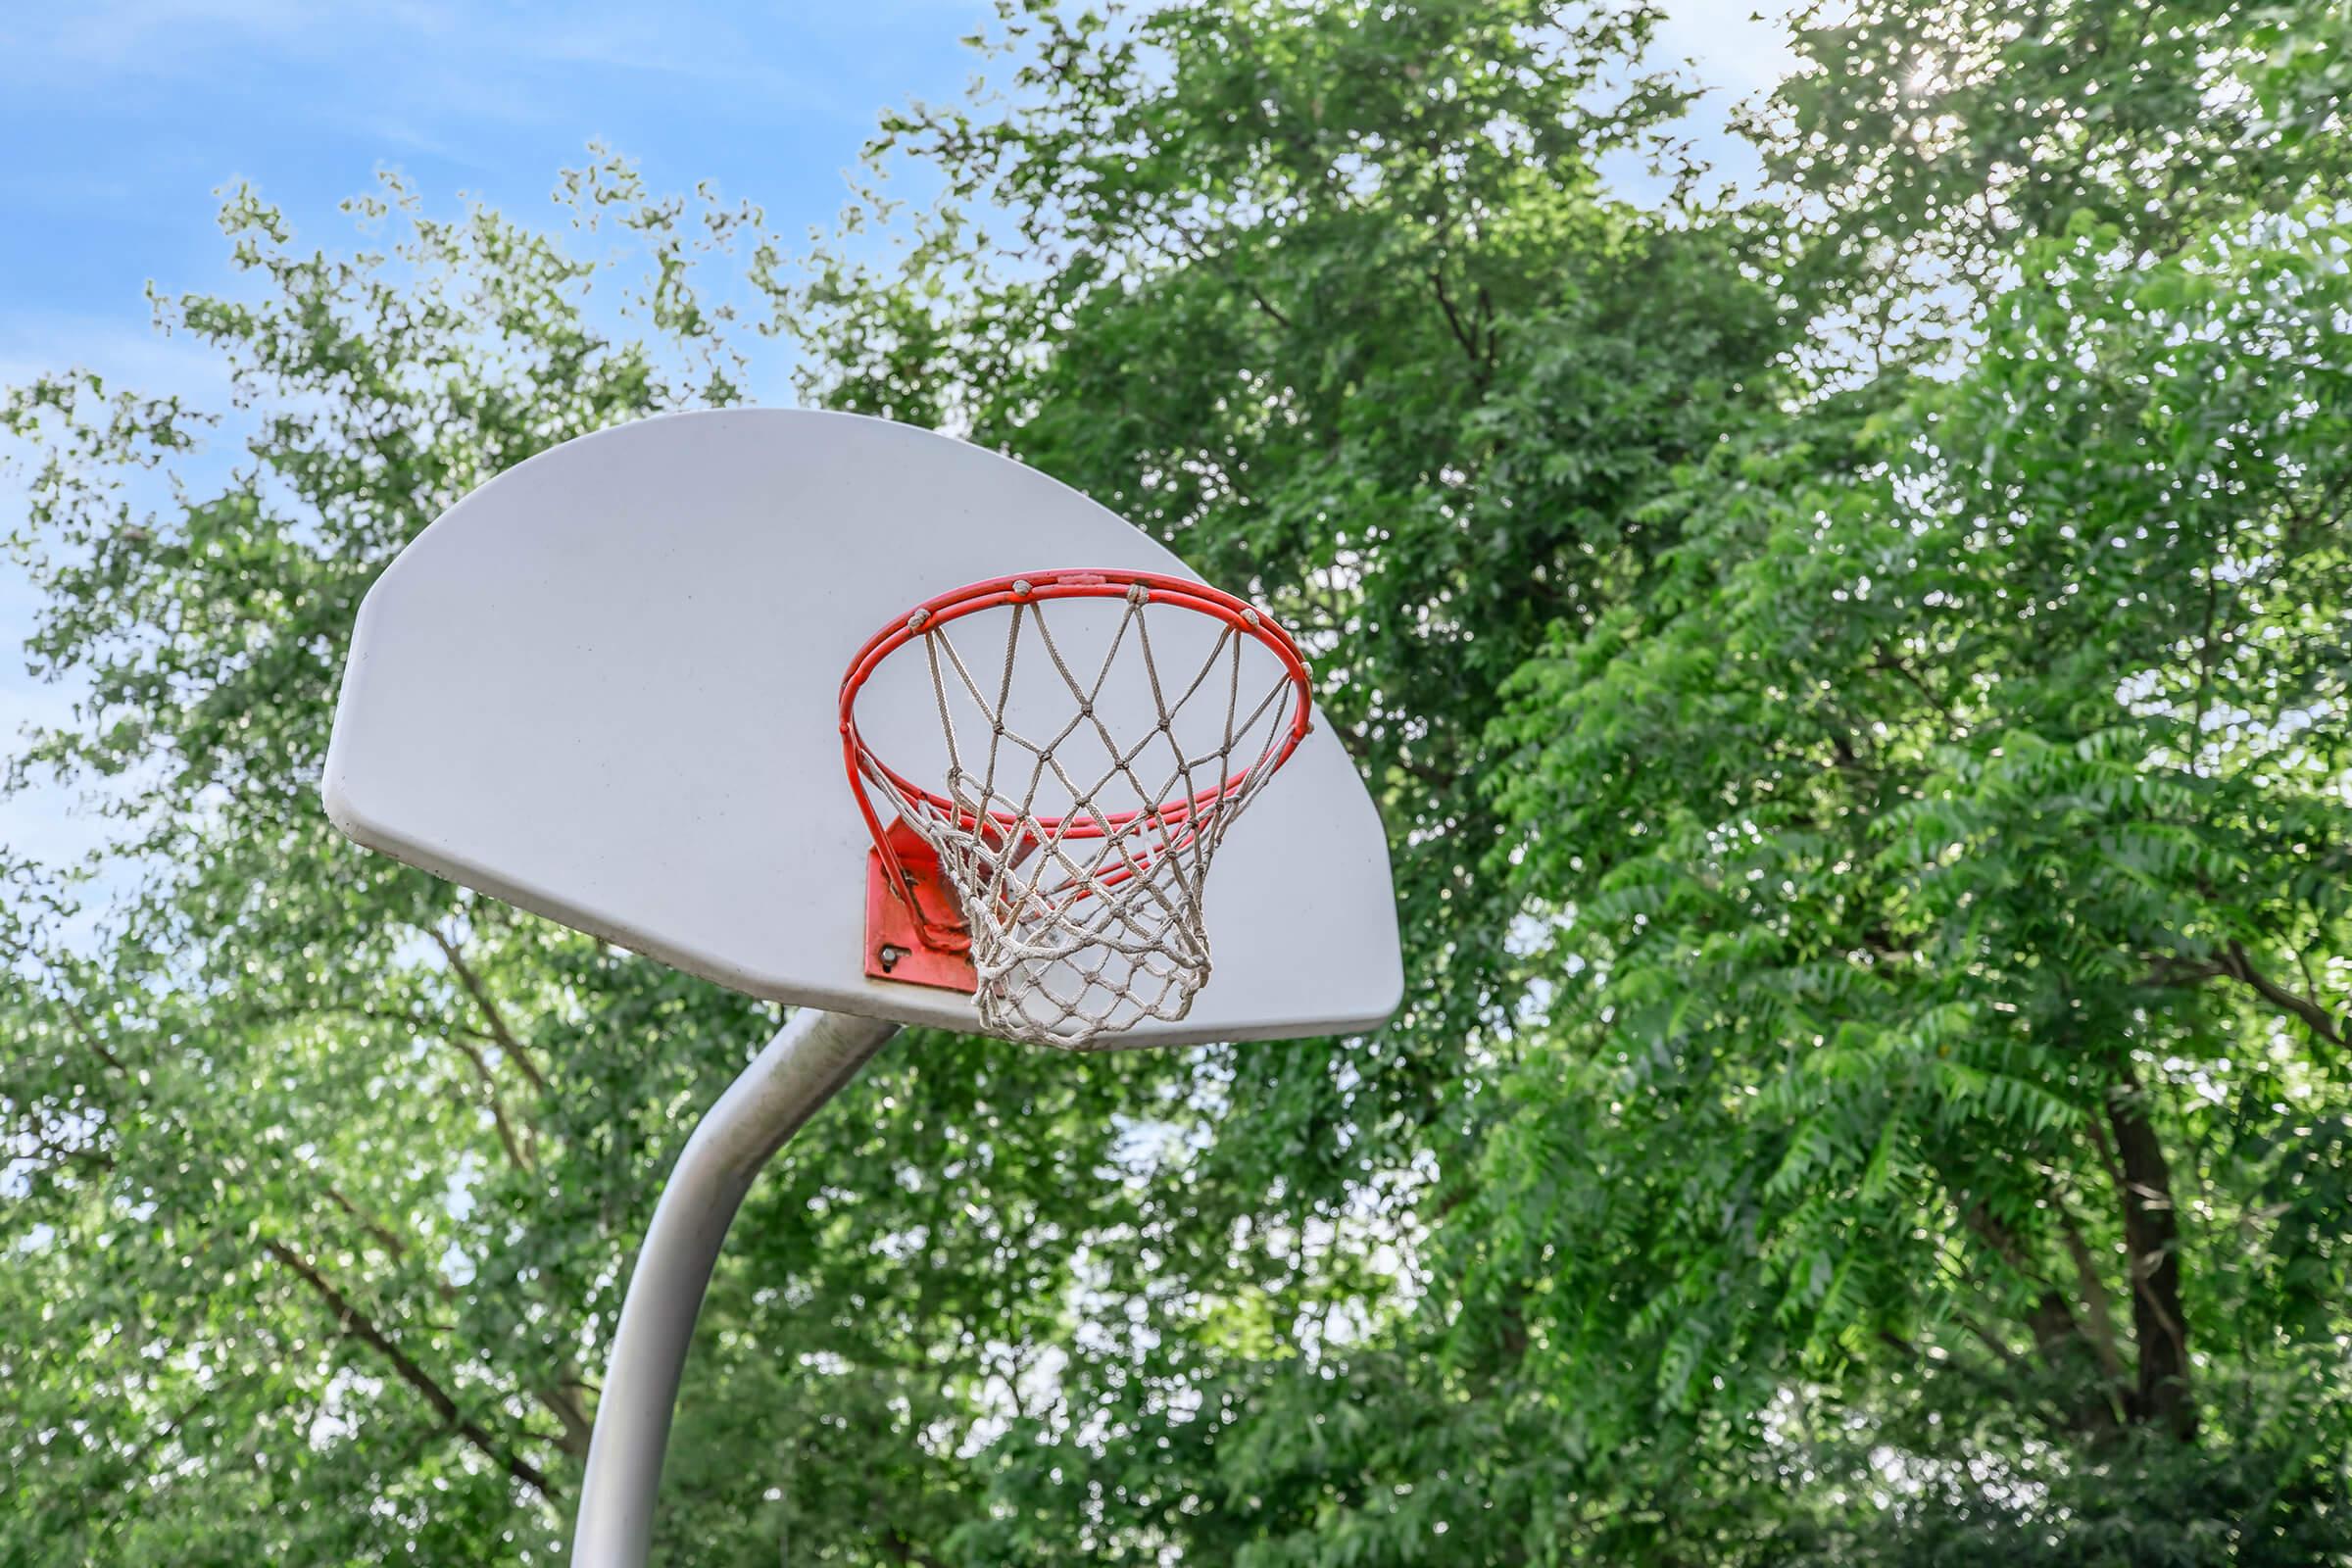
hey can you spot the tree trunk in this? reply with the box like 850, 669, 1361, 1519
2107, 1072, 2196, 1440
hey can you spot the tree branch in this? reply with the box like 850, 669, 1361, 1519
2217, 941, 2346, 1054
1868, 647, 1962, 728
424, 927, 550, 1092
2056, 1211, 2130, 1392
1957, 1200, 2121, 1436
264, 1239, 554, 1499
322, 1183, 412, 1261
535, 1380, 596, 1459
1242, 278, 1293, 330
46, 986, 131, 1075
1157, 213, 1292, 328
1428, 269, 1488, 375
1879, 1326, 2042, 1405
1950, 1312, 2032, 1377
443, 1029, 538, 1172
48, 971, 567, 1487
2141, 942, 2344, 1055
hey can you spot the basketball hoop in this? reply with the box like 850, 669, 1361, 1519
840, 568, 1314, 1049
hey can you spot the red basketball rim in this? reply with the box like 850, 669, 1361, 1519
838, 568, 1315, 934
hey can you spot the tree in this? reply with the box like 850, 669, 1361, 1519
6, 1, 2348, 1563
1479, 202, 2352, 1558
790, 0, 2352, 1558
0, 165, 1162, 1564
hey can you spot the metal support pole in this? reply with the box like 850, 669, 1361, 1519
569, 1007, 903, 1567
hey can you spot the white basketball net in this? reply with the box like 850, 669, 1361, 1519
858, 581, 1302, 1050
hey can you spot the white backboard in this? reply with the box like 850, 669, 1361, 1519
322, 409, 1401, 1046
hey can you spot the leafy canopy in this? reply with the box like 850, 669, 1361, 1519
5, 2, 2349, 1564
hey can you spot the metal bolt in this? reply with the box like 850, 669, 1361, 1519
877, 944, 904, 972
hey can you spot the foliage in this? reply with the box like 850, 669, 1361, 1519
5, 2, 2349, 1564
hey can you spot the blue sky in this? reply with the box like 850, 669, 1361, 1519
0, 0, 1006, 427
0, 0, 1794, 876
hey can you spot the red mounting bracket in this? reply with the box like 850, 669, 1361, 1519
863, 819, 978, 994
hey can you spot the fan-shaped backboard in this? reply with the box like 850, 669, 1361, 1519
322, 409, 1400, 1046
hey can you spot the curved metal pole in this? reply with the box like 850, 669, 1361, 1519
570, 1007, 903, 1567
